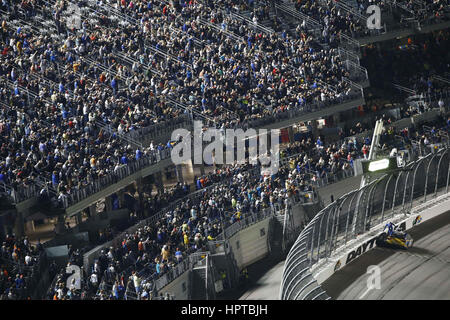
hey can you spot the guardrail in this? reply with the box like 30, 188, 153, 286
123, 114, 193, 144
393, 83, 417, 96
62, 148, 172, 209
244, 90, 364, 130
280, 145, 450, 299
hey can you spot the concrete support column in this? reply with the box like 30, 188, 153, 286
332, 113, 340, 127
118, 189, 125, 208
287, 126, 295, 143
186, 159, 196, 183
13, 210, 24, 238
105, 195, 113, 212
175, 164, 184, 183
135, 177, 145, 218
75, 212, 83, 225
88, 204, 97, 219
135, 177, 144, 194
54, 214, 66, 234
154, 171, 164, 194
311, 120, 319, 139
0, 215, 9, 238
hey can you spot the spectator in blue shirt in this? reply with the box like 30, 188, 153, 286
51, 171, 59, 187
135, 149, 142, 161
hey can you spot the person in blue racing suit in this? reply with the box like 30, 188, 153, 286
384, 222, 396, 236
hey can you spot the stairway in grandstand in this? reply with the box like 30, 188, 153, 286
191, 267, 208, 300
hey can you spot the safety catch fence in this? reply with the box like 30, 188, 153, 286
280, 146, 450, 300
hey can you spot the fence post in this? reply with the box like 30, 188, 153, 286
363, 183, 377, 232
331, 202, 343, 252
402, 169, 413, 212
424, 153, 439, 202
447, 152, 450, 193
309, 217, 317, 268
315, 211, 327, 263
344, 191, 358, 245
323, 208, 333, 260
410, 157, 427, 210
380, 174, 393, 224
328, 203, 340, 258
391, 170, 404, 219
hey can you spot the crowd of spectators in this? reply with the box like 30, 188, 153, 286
0, 0, 447, 207
49, 117, 391, 300
289, 0, 448, 40
37, 106, 449, 300
50, 140, 329, 300
390, 0, 449, 23
290, 0, 372, 38
0, 234, 45, 299
0, 0, 371, 206
65, 114, 450, 300
282, 135, 360, 185
404, 116, 450, 147
0, 0, 448, 301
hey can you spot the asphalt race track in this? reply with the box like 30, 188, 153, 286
322, 211, 450, 300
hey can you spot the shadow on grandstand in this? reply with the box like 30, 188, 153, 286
216, 254, 286, 300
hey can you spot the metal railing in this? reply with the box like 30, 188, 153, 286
334, 0, 369, 22
274, 2, 323, 32
279, 153, 356, 189
342, 77, 365, 99
242, 88, 364, 130
343, 60, 369, 85
280, 146, 450, 300
123, 114, 193, 143
221, 7, 275, 35
339, 33, 362, 53
62, 148, 172, 209
197, 17, 242, 42
338, 47, 360, 65
393, 83, 417, 95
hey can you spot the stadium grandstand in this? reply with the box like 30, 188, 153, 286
0, 0, 448, 301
